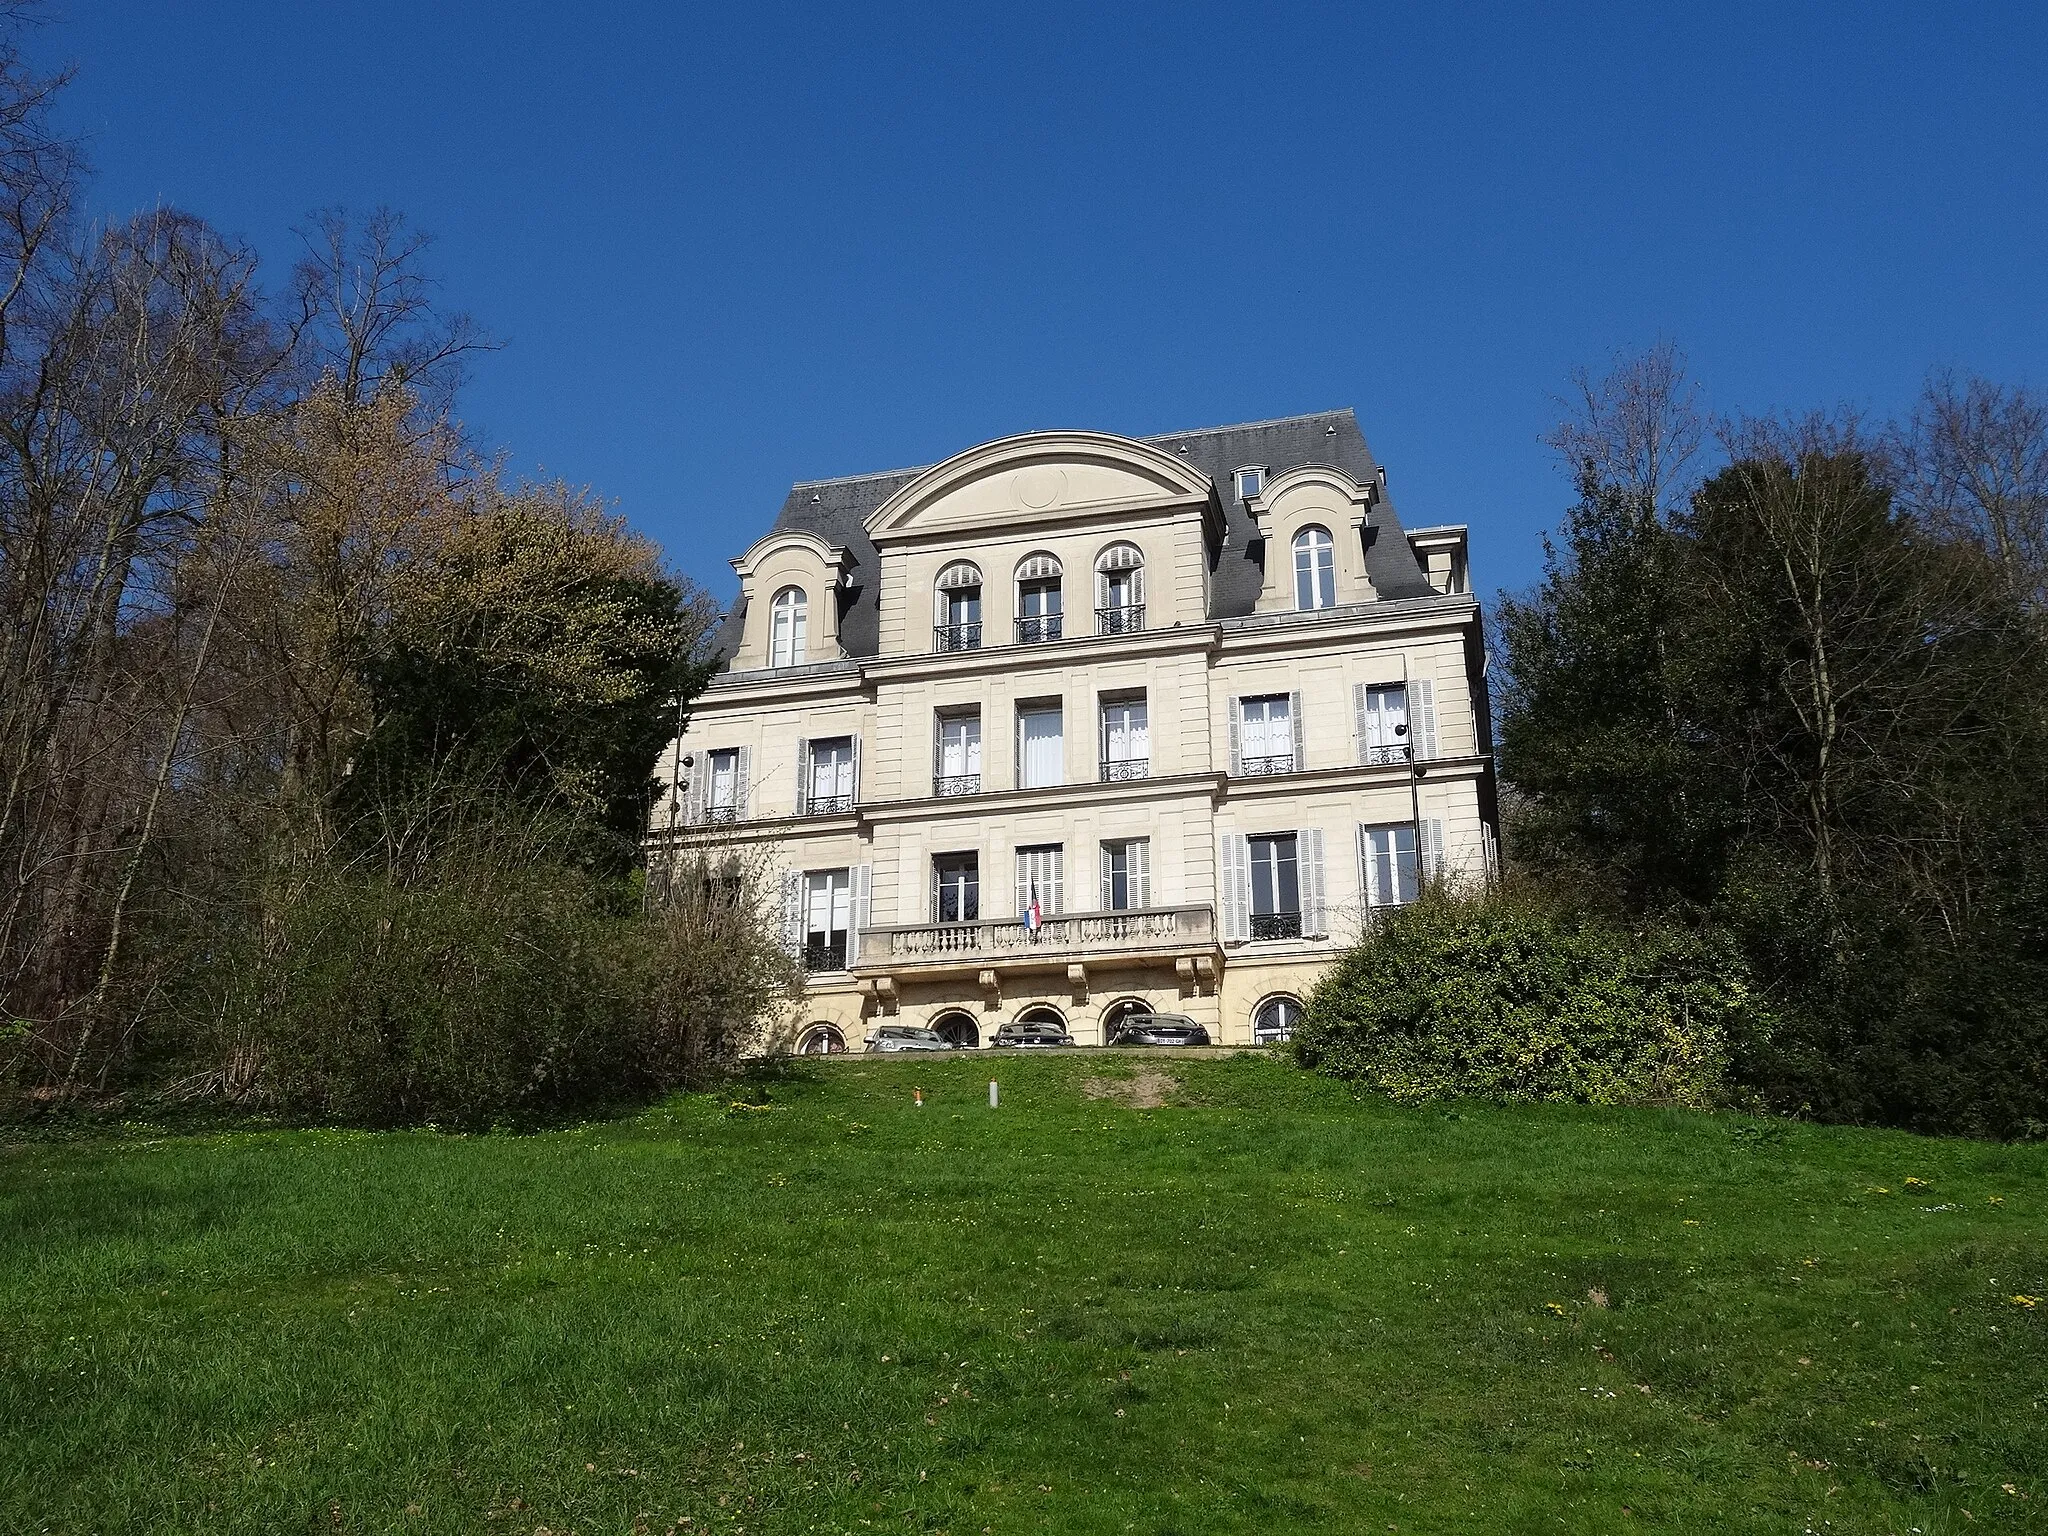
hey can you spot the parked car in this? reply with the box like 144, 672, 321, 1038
864, 1024, 953, 1053
1107, 1012, 1212, 1048
992, 1019, 1074, 1049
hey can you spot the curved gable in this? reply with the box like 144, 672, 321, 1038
865, 431, 1212, 542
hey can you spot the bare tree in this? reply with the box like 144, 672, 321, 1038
1893, 371, 2048, 612
1546, 339, 1707, 520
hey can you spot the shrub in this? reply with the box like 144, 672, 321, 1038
1293, 888, 1763, 1108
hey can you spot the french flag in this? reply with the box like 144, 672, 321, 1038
1024, 888, 1042, 933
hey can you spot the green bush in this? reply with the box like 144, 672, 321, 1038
1293, 889, 1763, 1108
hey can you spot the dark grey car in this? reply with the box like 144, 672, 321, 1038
992, 1020, 1074, 1049
1107, 1012, 1212, 1047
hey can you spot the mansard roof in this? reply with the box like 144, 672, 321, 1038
710, 408, 1439, 667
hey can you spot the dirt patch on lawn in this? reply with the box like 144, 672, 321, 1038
1082, 1070, 1179, 1110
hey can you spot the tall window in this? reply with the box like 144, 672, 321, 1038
1016, 553, 1063, 643
934, 853, 980, 924
1017, 704, 1064, 789
1100, 838, 1151, 910
807, 736, 854, 813
1015, 844, 1064, 920
1360, 823, 1419, 908
934, 711, 981, 794
935, 562, 982, 652
1360, 683, 1410, 764
1095, 543, 1145, 634
769, 586, 808, 666
1248, 833, 1301, 939
1293, 526, 1335, 611
1239, 694, 1294, 775
803, 869, 850, 971
706, 747, 741, 820
1100, 697, 1148, 781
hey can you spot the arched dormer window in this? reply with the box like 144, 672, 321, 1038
1292, 526, 1335, 611
934, 561, 982, 652
1094, 542, 1145, 635
1015, 552, 1063, 644
769, 585, 808, 667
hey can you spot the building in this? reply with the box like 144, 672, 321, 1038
652, 409, 1497, 1051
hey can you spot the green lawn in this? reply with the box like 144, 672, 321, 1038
3, 1054, 2044, 1535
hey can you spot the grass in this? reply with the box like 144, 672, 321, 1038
2, 1053, 2045, 1535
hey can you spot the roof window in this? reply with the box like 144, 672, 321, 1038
1235, 466, 1265, 501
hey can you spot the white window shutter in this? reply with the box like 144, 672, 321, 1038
1414, 677, 1439, 761
1300, 826, 1326, 936
1227, 697, 1243, 776
1289, 690, 1305, 766
848, 863, 871, 967
1418, 817, 1446, 881
1132, 563, 1145, 605
794, 737, 810, 814
1132, 838, 1151, 908
1353, 682, 1369, 764
1051, 846, 1064, 916
1015, 851, 1029, 919
1220, 833, 1250, 941
1355, 823, 1374, 907
734, 745, 751, 819
779, 870, 804, 957
1099, 844, 1112, 910
683, 749, 707, 826
849, 734, 861, 805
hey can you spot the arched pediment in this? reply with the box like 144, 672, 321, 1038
731, 527, 853, 580
865, 431, 1213, 542
1242, 463, 1373, 531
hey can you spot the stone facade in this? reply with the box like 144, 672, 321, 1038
652, 411, 1497, 1050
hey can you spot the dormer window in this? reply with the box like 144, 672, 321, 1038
769, 586, 808, 667
1236, 466, 1265, 501
1292, 526, 1335, 611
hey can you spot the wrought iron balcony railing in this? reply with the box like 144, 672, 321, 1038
802, 936, 849, 972
1099, 757, 1148, 783
933, 774, 981, 797
934, 622, 982, 652
802, 793, 854, 816
1015, 614, 1063, 644
1239, 753, 1296, 777
1363, 743, 1413, 766
702, 802, 742, 825
1250, 911, 1304, 941
1095, 604, 1145, 635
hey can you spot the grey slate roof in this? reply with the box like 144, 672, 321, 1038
710, 408, 1437, 668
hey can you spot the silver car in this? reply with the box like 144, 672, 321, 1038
864, 1024, 953, 1053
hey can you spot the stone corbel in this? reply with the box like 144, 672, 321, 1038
1175, 955, 1196, 997
979, 968, 1001, 1011
1194, 955, 1217, 988
1067, 962, 1088, 1003
861, 975, 898, 1016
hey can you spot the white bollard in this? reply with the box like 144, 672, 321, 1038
989, 1079, 999, 1109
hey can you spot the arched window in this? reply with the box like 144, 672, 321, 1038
934, 562, 983, 652
1095, 543, 1145, 634
769, 586, 808, 667
1292, 526, 1335, 611
931, 1010, 980, 1049
1015, 553, 1063, 643
1253, 994, 1303, 1044
797, 1023, 846, 1055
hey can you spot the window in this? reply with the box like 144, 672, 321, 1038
1248, 833, 1301, 939
1017, 704, 1064, 789
769, 586, 808, 666
1100, 838, 1151, 911
933, 853, 980, 924
1015, 553, 1063, 643
1015, 844, 1064, 921
1359, 823, 1420, 908
935, 562, 982, 651
705, 747, 741, 820
797, 1023, 847, 1055
1236, 466, 1265, 501
802, 869, 850, 971
1292, 526, 1335, 611
1253, 995, 1302, 1044
1095, 543, 1145, 634
1238, 694, 1294, 775
934, 711, 981, 795
806, 736, 855, 814
1359, 683, 1410, 765
1099, 697, 1148, 781
931, 1010, 980, 1049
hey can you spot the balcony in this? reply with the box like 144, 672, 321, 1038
802, 936, 848, 972
1015, 614, 1063, 644
802, 793, 854, 816
1239, 753, 1296, 777
934, 622, 982, 653
1099, 757, 1148, 783
1250, 911, 1304, 941
1096, 604, 1145, 635
933, 774, 980, 797
702, 802, 742, 825
1363, 743, 1413, 767
856, 904, 1215, 975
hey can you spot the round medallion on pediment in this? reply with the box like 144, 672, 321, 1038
1013, 466, 1066, 510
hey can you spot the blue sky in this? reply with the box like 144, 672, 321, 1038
43, 2, 2048, 601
